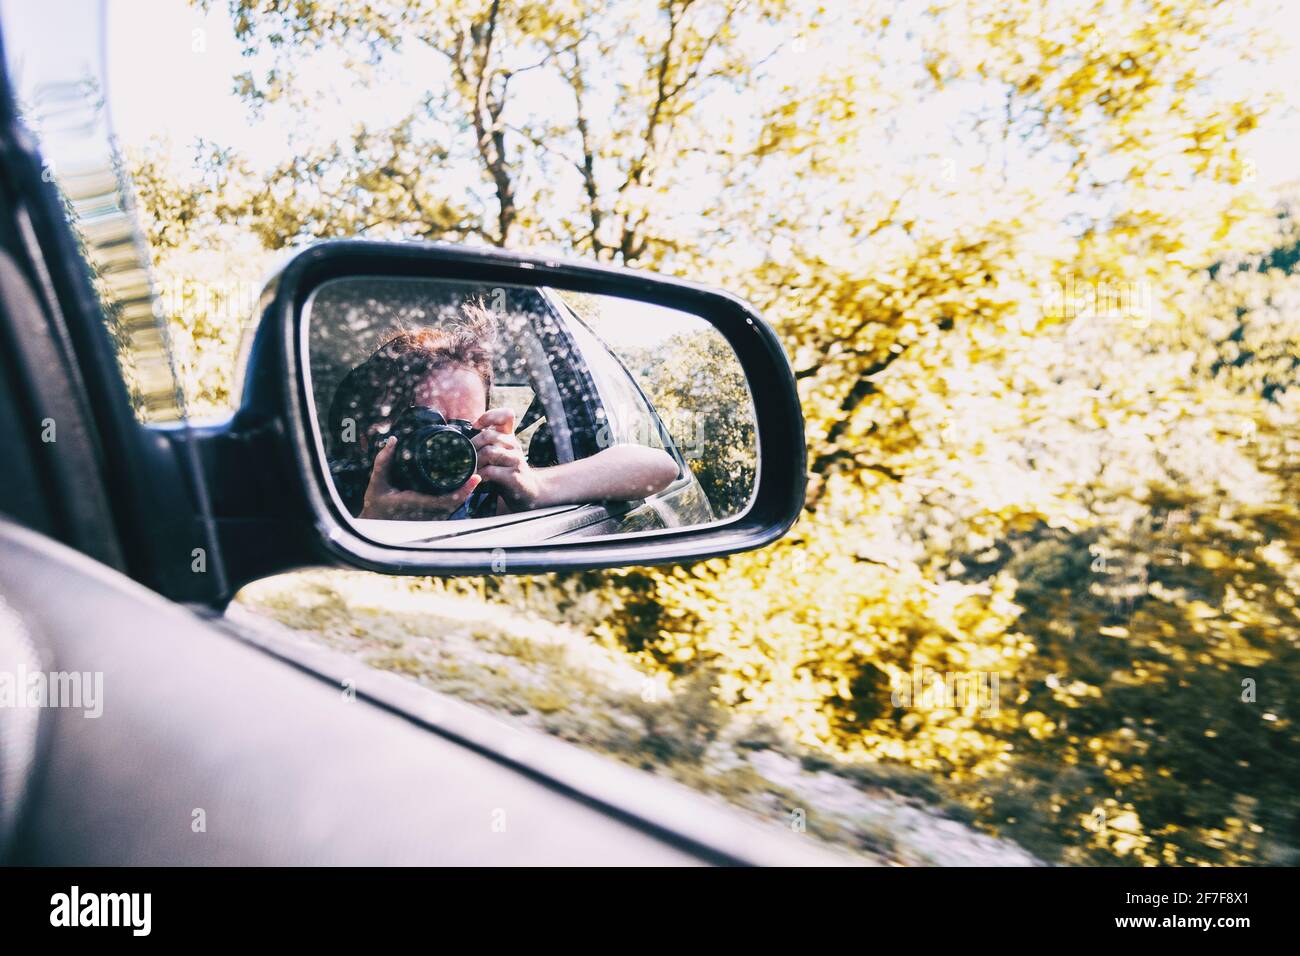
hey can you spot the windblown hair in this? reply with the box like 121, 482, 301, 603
327, 303, 498, 459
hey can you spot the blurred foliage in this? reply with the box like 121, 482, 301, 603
137, 0, 1299, 864
551, 289, 757, 516
619, 330, 757, 518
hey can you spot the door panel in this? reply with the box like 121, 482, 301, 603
0, 519, 703, 865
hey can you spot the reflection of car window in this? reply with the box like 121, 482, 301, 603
505, 311, 575, 465
557, 300, 676, 468
305, 279, 580, 466
491, 383, 537, 454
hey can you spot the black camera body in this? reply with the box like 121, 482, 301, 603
387, 405, 480, 496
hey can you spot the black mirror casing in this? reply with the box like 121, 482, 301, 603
195, 241, 806, 599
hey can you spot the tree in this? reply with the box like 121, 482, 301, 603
134, 0, 1299, 863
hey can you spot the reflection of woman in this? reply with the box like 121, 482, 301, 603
327, 306, 678, 521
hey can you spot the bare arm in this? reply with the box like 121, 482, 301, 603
528, 444, 679, 507
471, 408, 679, 511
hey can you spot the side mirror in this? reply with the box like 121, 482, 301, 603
219, 241, 804, 584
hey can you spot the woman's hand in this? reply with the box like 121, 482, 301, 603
472, 408, 541, 510
358, 438, 481, 520
472, 407, 679, 512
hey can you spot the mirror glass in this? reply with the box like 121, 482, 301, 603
303, 277, 758, 548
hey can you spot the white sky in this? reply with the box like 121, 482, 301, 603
557, 292, 707, 349
103, 0, 1300, 188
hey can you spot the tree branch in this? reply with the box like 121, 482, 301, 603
468, 0, 516, 245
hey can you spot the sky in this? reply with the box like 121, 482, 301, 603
102, 0, 1300, 188
105, 0, 380, 168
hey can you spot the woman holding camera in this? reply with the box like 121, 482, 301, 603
327, 306, 678, 522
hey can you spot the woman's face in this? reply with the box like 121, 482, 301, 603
410, 364, 488, 423
364, 364, 488, 452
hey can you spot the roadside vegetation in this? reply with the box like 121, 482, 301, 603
235, 569, 1039, 865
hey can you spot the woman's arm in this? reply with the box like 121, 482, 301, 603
528, 443, 679, 507
471, 408, 679, 511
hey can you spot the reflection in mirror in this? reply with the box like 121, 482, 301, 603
303, 278, 758, 548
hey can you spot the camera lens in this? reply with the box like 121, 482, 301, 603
408, 427, 477, 495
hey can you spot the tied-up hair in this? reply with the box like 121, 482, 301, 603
327, 302, 498, 460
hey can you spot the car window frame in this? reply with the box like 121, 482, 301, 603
0, 3, 232, 600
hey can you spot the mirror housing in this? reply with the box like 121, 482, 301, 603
193, 241, 805, 598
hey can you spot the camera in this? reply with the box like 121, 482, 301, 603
386, 405, 480, 496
